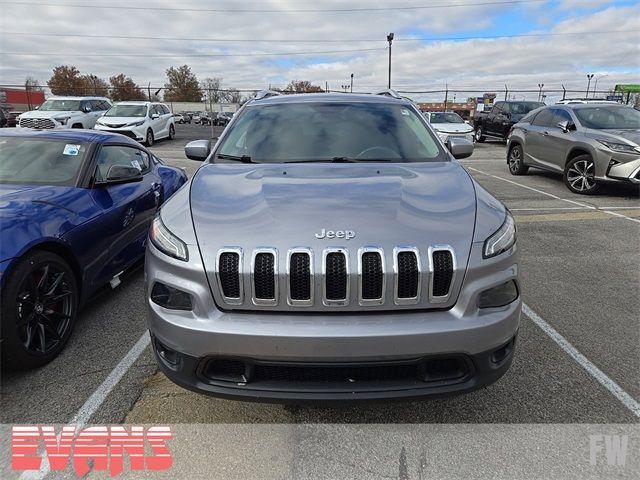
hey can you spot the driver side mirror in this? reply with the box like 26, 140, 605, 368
82, 106, 92, 113
447, 137, 474, 160
557, 120, 575, 133
151, 113, 160, 119
184, 139, 211, 161
34, 105, 40, 110
95, 165, 143, 186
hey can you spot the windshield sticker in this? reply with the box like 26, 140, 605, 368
401, 109, 410, 116
131, 160, 142, 170
63, 144, 81, 156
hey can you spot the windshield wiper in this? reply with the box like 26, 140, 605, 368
216, 154, 255, 163
287, 157, 361, 164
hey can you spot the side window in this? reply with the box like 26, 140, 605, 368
80, 100, 92, 112
531, 109, 554, 127
551, 109, 573, 126
91, 100, 103, 111
501, 103, 511, 114
95, 146, 150, 181
161, 105, 170, 115
492, 103, 503, 114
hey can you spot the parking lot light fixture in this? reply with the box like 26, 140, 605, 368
593, 73, 608, 98
387, 33, 394, 89
586, 74, 594, 97
537, 83, 544, 102
350, 73, 354, 93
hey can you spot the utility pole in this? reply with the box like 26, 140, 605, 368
387, 33, 394, 89
350, 73, 354, 93
443, 84, 448, 112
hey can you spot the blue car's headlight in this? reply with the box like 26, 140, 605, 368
149, 215, 188, 261
483, 211, 516, 259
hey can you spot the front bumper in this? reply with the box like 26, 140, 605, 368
592, 148, 640, 184
95, 124, 145, 141
145, 239, 521, 402
437, 132, 474, 144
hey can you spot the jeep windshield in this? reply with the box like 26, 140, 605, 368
215, 102, 447, 163
37, 100, 82, 111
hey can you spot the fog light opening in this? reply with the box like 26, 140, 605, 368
203, 359, 249, 383
151, 282, 193, 310
478, 280, 519, 309
491, 337, 516, 364
423, 357, 467, 382
155, 339, 180, 366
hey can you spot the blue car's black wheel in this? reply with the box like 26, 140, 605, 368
1, 251, 78, 369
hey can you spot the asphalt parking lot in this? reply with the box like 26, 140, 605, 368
2, 124, 638, 477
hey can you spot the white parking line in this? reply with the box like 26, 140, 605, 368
510, 207, 590, 211
523, 303, 640, 418
19, 332, 151, 480
468, 167, 640, 224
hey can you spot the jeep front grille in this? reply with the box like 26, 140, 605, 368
19, 117, 55, 129
214, 245, 456, 310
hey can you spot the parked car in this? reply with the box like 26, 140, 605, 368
474, 100, 545, 143
95, 101, 175, 146
424, 111, 474, 145
0, 129, 187, 368
200, 113, 213, 126
556, 99, 620, 105
17, 96, 112, 130
214, 111, 234, 126
507, 104, 640, 194
182, 112, 193, 123
146, 90, 520, 402
191, 112, 203, 124
173, 113, 186, 124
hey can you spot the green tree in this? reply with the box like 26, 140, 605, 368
109, 74, 145, 101
164, 65, 202, 102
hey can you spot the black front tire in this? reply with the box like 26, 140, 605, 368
1, 251, 78, 370
508, 144, 529, 175
474, 126, 486, 143
145, 128, 154, 146
168, 124, 175, 140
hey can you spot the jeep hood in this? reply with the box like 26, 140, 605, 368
189, 162, 478, 310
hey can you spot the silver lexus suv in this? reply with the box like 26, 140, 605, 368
507, 103, 640, 194
145, 91, 521, 402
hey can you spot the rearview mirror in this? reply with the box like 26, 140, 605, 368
447, 137, 474, 160
185, 139, 211, 161
96, 165, 143, 186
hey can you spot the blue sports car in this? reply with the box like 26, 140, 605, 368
0, 129, 188, 368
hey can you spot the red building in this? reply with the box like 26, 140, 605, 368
0, 88, 46, 112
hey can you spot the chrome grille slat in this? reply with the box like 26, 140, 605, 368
214, 245, 456, 310
19, 118, 55, 129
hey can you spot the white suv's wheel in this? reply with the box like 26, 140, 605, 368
145, 129, 154, 146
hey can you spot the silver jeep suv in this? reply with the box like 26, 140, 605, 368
507, 103, 640, 194
145, 91, 521, 402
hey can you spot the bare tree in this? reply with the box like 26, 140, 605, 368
200, 77, 224, 104
24, 76, 44, 92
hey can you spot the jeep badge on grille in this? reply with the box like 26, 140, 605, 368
315, 229, 356, 240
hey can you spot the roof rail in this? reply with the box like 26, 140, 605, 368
254, 90, 282, 100
373, 89, 402, 99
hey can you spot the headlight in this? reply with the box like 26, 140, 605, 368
54, 116, 71, 125
96, 119, 105, 125
483, 210, 516, 259
478, 280, 519, 308
149, 215, 188, 261
127, 120, 145, 127
597, 140, 640, 154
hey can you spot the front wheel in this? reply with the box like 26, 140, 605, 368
564, 155, 600, 194
508, 144, 529, 175
145, 128, 154, 146
474, 126, 486, 143
168, 124, 175, 140
1, 251, 78, 369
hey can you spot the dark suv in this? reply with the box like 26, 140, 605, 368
474, 100, 545, 142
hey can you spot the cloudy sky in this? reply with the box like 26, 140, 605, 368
0, 0, 638, 102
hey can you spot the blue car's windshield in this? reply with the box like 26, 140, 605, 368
0, 137, 88, 186
216, 102, 445, 163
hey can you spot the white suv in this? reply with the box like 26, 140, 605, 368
95, 101, 175, 146
17, 96, 112, 129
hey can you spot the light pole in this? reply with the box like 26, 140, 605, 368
537, 83, 544, 102
341, 85, 349, 93
350, 73, 354, 93
593, 73, 608, 98
586, 73, 594, 97
387, 33, 394, 89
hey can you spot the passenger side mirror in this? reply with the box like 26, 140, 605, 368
151, 113, 160, 119
82, 106, 92, 113
184, 139, 211, 161
34, 105, 40, 110
447, 137, 474, 160
95, 165, 143, 186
